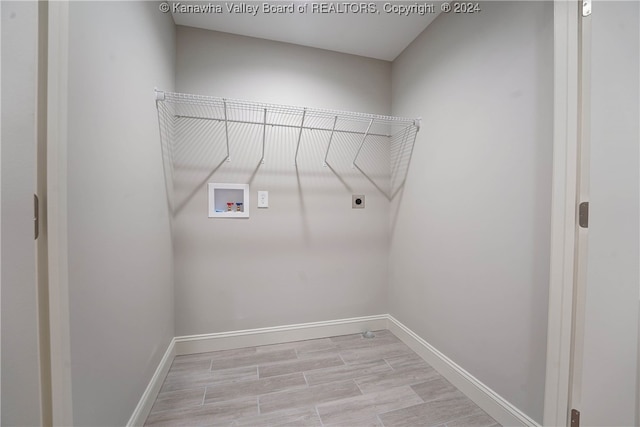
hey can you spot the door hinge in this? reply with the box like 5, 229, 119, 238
571, 409, 581, 427
582, 0, 591, 17
579, 202, 589, 228
34, 194, 39, 240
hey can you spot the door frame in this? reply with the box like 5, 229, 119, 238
566, 1, 591, 421
47, 1, 73, 425
37, 1, 53, 425
543, 0, 587, 425
0, 2, 3, 421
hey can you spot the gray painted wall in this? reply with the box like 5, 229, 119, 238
1, 2, 43, 425
581, 2, 639, 425
66, 2, 175, 425
173, 28, 392, 335
389, 2, 553, 422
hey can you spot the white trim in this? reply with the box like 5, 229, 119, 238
37, 1, 53, 424
544, 1, 580, 425
637, 300, 640, 427
174, 315, 388, 355
128, 315, 388, 425
0, 3, 3, 421
132, 315, 540, 426
387, 315, 540, 427
567, 6, 592, 417
127, 339, 176, 427
47, 2, 74, 425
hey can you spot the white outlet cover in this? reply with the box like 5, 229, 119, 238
258, 190, 269, 208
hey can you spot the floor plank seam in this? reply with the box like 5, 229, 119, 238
144, 331, 502, 427
382, 358, 394, 370
314, 405, 324, 426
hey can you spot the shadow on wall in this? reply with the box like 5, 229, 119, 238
156, 91, 419, 218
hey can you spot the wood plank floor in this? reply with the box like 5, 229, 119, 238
144, 330, 501, 427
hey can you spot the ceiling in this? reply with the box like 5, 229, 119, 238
171, 1, 443, 61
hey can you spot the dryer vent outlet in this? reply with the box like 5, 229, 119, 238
352, 195, 365, 209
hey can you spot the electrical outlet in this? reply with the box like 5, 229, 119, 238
352, 195, 365, 209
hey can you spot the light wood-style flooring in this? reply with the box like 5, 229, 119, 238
144, 330, 501, 426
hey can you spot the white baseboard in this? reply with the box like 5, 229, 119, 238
387, 315, 540, 427
129, 314, 539, 427
174, 315, 389, 355
127, 315, 388, 425
127, 338, 176, 427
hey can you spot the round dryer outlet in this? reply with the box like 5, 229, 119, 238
352, 195, 365, 209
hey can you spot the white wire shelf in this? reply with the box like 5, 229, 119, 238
157, 90, 420, 133
155, 89, 420, 211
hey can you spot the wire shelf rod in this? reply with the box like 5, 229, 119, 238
173, 114, 395, 139
391, 125, 411, 182
223, 99, 230, 162
323, 116, 339, 167
352, 119, 374, 168
155, 99, 175, 213
261, 108, 267, 164
294, 108, 307, 166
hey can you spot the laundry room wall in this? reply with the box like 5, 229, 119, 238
389, 1, 554, 423
66, 2, 175, 425
173, 27, 393, 335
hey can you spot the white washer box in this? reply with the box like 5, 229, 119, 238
208, 183, 250, 218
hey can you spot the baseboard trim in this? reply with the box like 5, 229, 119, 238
128, 315, 387, 425
127, 338, 176, 427
387, 315, 540, 427
174, 315, 389, 355
129, 314, 539, 427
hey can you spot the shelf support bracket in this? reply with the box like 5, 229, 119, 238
391, 125, 411, 184
223, 99, 230, 162
353, 119, 374, 168
323, 116, 339, 167
261, 108, 267, 164
294, 108, 307, 166
154, 88, 165, 101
